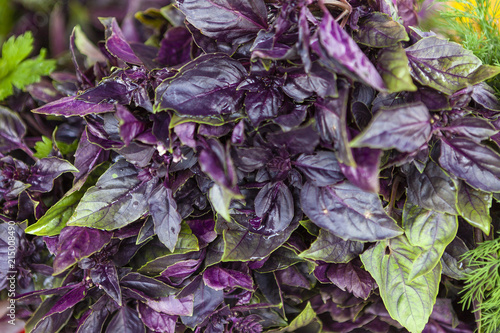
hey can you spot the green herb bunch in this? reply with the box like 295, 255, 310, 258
461, 234, 500, 333
0, 31, 56, 101
438, 0, 500, 92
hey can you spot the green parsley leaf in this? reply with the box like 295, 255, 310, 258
34, 136, 53, 158
0, 32, 56, 100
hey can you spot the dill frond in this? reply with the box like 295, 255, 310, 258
460, 235, 500, 333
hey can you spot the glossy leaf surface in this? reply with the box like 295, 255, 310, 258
350, 102, 431, 153
53, 226, 112, 274
148, 185, 182, 252
301, 181, 403, 241
456, 181, 492, 234
403, 202, 458, 281
354, 13, 409, 48
314, 9, 386, 91
67, 159, 154, 230
439, 137, 500, 192
299, 229, 364, 263
406, 162, 458, 215
155, 53, 246, 116
177, 0, 267, 45
254, 181, 294, 234
361, 236, 441, 333
406, 37, 500, 95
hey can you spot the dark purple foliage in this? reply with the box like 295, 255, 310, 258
3, 0, 499, 332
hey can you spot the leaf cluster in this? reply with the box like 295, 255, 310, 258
0, 31, 56, 101
1, 1, 500, 333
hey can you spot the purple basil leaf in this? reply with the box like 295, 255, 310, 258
250, 30, 293, 60
406, 161, 458, 215
115, 142, 156, 168
441, 237, 471, 280
137, 302, 177, 332
275, 265, 311, 289
67, 159, 156, 230
186, 219, 217, 247
301, 181, 403, 241
161, 256, 205, 286
14, 282, 82, 302
203, 265, 254, 291
371, 91, 406, 114
267, 122, 320, 155
297, 6, 313, 72
76, 295, 117, 333
43, 284, 87, 317
86, 114, 124, 150
120, 272, 178, 298
350, 102, 431, 153
315, 87, 355, 166
177, 0, 267, 45
254, 181, 294, 234
157, 26, 193, 67
273, 103, 308, 131
174, 122, 197, 148
222, 220, 299, 261
185, 21, 239, 55
323, 313, 376, 332
294, 151, 344, 187
135, 244, 202, 276
444, 117, 497, 143
245, 85, 284, 126
78, 68, 153, 112
339, 147, 382, 193
300, 229, 364, 263
27, 80, 65, 103
27, 157, 78, 192
129, 43, 159, 70
29, 297, 74, 333
232, 146, 273, 172
405, 36, 500, 95
100, 17, 143, 65
148, 184, 182, 252
155, 53, 246, 116
77, 79, 131, 105
439, 137, 500, 192
105, 306, 145, 333
145, 295, 194, 316
253, 272, 284, 311
90, 262, 122, 306
398, 0, 419, 27
198, 123, 233, 138
180, 276, 225, 329
33, 96, 116, 116
377, 44, 418, 93
136, 217, 155, 245
410, 86, 451, 111
53, 226, 112, 274
170, 147, 198, 172
326, 262, 375, 299
313, 8, 386, 91
0, 106, 26, 153
115, 106, 146, 146
472, 82, 500, 111
282, 63, 338, 102
72, 129, 109, 189
456, 180, 492, 235
353, 12, 409, 48
199, 138, 237, 189
256, 246, 303, 273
